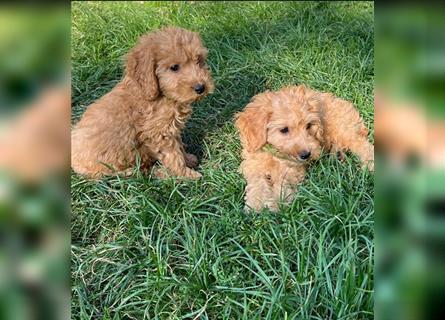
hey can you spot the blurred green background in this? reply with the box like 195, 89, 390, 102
376, 3, 445, 320
0, 4, 70, 320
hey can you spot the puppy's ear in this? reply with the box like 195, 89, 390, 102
125, 34, 159, 100
312, 120, 324, 142
305, 91, 324, 142
305, 93, 323, 114
235, 94, 271, 152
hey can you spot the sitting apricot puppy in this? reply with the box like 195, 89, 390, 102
235, 85, 374, 211
72, 27, 214, 179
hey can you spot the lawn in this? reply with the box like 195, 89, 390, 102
71, 2, 374, 319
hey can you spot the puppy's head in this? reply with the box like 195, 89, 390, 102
125, 27, 214, 103
235, 86, 323, 162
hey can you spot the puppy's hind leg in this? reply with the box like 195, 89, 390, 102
328, 124, 374, 171
178, 141, 199, 168
244, 175, 278, 212
347, 137, 374, 171
322, 97, 374, 171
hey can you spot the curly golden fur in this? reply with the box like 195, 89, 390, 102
71, 27, 214, 179
235, 85, 374, 211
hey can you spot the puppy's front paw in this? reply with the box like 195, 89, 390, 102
183, 168, 202, 179
184, 153, 198, 168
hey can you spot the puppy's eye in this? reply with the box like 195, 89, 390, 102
197, 57, 206, 67
280, 127, 289, 134
170, 64, 180, 72
306, 123, 312, 130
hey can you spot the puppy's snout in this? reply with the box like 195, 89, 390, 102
194, 84, 205, 94
298, 150, 311, 161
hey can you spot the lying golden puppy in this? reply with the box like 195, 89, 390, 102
235, 85, 374, 211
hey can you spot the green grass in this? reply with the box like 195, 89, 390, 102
71, 2, 374, 319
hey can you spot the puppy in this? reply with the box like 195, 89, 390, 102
235, 85, 374, 211
71, 27, 214, 179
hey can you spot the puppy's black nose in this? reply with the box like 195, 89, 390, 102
194, 84, 205, 94
298, 150, 311, 160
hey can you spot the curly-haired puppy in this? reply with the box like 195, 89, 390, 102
235, 85, 374, 211
71, 27, 214, 179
